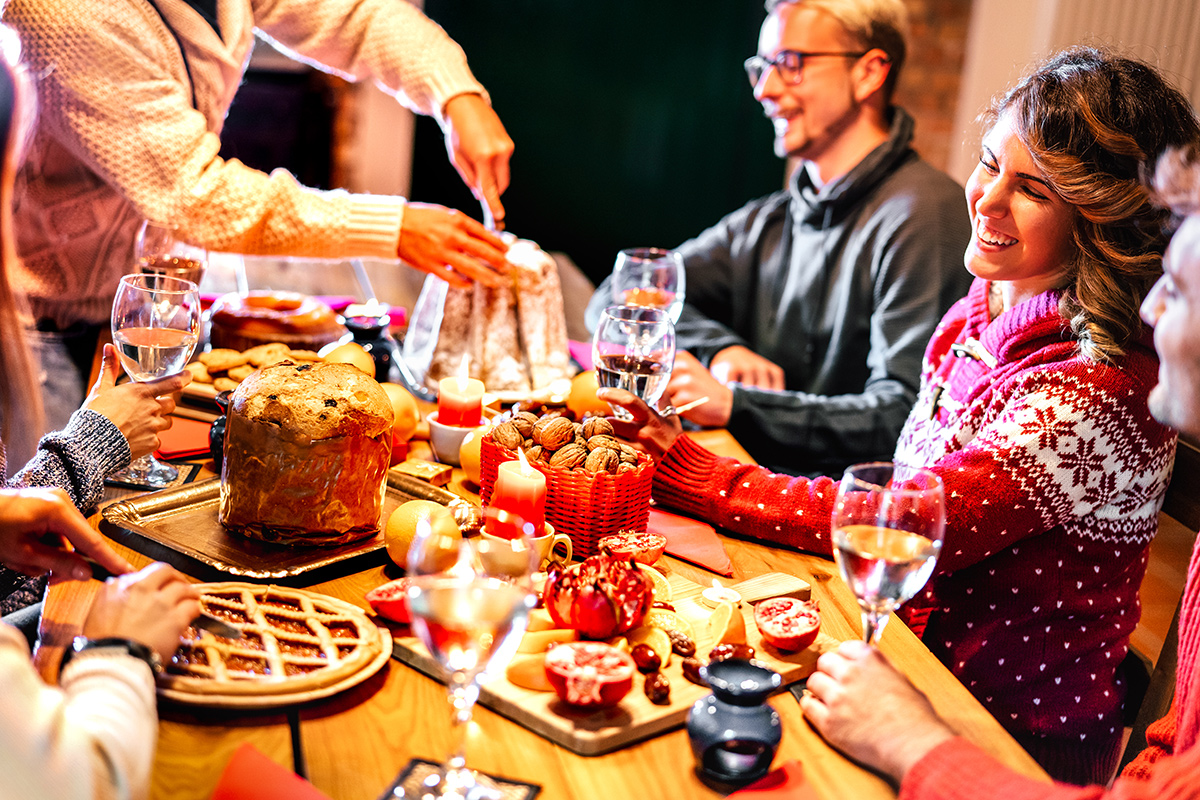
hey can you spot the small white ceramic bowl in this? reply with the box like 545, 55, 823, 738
426, 411, 474, 466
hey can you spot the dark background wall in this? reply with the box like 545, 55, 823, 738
409, 0, 785, 286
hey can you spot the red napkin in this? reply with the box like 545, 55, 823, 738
729, 762, 815, 798
210, 743, 333, 800
154, 417, 213, 459
648, 507, 733, 577
568, 339, 594, 371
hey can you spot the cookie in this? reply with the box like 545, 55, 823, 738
199, 348, 248, 372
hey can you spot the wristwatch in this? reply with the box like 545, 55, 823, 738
60, 636, 163, 675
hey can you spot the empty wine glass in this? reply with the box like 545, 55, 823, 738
610, 247, 686, 323
592, 304, 676, 418
136, 220, 208, 288
831, 462, 945, 645
404, 507, 538, 799
107, 273, 201, 488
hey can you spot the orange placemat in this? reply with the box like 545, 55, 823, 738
211, 743, 332, 800
729, 762, 816, 798
155, 416, 213, 459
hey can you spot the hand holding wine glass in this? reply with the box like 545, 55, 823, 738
107, 273, 201, 488
831, 463, 945, 645
405, 507, 537, 799
610, 247, 686, 323
592, 305, 676, 418
136, 220, 208, 288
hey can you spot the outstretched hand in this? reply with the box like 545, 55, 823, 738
596, 388, 683, 460
83, 562, 201, 663
442, 93, 514, 230
398, 203, 511, 289
800, 640, 956, 783
83, 344, 192, 460
0, 487, 132, 583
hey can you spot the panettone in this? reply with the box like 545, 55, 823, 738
219, 361, 393, 545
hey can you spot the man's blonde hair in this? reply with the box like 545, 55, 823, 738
765, 0, 909, 103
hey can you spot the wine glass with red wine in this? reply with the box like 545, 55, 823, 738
610, 247, 685, 323
106, 273, 201, 488
831, 462, 945, 645
137, 220, 208, 288
591, 304, 676, 418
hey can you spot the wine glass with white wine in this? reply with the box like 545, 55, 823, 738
591, 304, 675, 419
107, 273, 201, 488
831, 462, 945, 645
403, 507, 538, 799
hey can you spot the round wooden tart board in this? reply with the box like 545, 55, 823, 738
156, 582, 391, 709
157, 630, 390, 709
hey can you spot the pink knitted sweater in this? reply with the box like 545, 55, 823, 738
900, 532, 1200, 799
653, 279, 1177, 779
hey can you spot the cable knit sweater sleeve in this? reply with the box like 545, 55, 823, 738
0, 623, 158, 800
4, 0, 486, 268
6, 409, 131, 511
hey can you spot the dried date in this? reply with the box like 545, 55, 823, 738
680, 657, 707, 687
630, 643, 661, 673
708, 643, 756, 663
644, 671, 671, 705
667, 629, 695, 657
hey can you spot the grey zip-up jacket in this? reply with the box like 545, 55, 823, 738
589, 108, 973, 476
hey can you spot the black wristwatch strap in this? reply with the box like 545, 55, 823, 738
61, 636, 163, 675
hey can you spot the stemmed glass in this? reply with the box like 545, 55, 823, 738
831, 462, 945, 645
107, 273, 201, 488
405, 508, 538, 799
610, 247, 686, 323
592, 304, 676, 418
136, 220, 208, 288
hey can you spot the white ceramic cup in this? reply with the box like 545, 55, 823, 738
426, 410, 474, 466
482, 522, 572, 569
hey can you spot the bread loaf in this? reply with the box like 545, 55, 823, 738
219, 361, 393, 545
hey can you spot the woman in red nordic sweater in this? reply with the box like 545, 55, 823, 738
797, 144, 1200, 799
602, 49, 1200, 784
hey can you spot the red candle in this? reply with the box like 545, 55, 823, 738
437, 376, 485, 427
489, 456, 547, 539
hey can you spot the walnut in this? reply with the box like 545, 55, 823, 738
586, 434, 622, 453
585, 448, 620, 474
491, 421, 523, 451
511, 411, 539, 438
526, 445, 546, 463
533, 416, 575, 451
619, 443, 640, 464
582, 417, 614, 439
618, 461, 636, 474
548, 442, 588, 469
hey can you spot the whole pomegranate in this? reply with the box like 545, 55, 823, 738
543, 549, 654, 640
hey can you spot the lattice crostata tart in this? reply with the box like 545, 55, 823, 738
160, 582, 386, 700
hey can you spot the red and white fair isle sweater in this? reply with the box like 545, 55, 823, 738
652, 279, 1177, 780
901, 532, 1200, 799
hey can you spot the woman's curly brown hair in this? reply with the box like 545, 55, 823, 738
986, 47, 1200, 362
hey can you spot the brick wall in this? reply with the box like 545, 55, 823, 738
894, 0, 973, 173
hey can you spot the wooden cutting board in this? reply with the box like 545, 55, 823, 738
391, 567, 836, 756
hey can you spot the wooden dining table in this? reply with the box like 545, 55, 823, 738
35, 426, 1049, 800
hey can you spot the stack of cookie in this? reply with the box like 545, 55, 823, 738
185, 343, 323, 393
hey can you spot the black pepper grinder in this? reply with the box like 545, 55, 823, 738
340, 302, 398, 383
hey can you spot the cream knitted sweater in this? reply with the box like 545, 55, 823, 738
2, 0, 489, 326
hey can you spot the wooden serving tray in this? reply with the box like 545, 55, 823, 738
100, 472, 458, 581
392, 569, 835, 756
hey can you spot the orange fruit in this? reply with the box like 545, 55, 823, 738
384, 500, 460, 569
323, 342, 375, 378
709, 600, 747, 645
566, 369, 610, 418
380, 383, 421, 443
458, 425, 490, 487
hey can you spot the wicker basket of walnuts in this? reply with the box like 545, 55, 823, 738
479, 409, 655, 559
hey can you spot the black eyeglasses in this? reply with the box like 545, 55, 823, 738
743, 50, 868, 87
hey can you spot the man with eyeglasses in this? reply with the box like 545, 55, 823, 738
589, 0, 971, 477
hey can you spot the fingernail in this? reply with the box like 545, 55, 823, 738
73, 564, 91, 581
